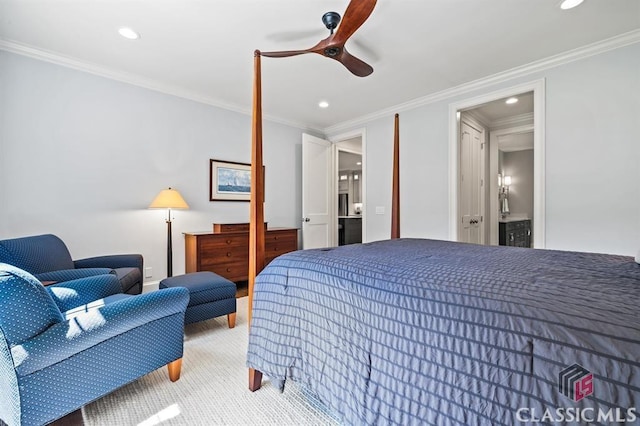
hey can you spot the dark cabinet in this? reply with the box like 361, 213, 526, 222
339, 217, 362, 245
499, 220, 531, 248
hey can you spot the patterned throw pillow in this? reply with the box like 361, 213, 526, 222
0, 263, 64, 346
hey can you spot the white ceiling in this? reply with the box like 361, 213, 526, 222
471, 92, 534, 124
0, 1, 638, 131
469, 92, 534, 151
339, 151, 363, 171
498, 132, 534, 152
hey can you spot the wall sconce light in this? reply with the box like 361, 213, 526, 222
498, 174, 511, 217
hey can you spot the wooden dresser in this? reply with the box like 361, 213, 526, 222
184, 224, 298, 282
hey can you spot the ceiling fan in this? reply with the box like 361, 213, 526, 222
261, 0, 377, 77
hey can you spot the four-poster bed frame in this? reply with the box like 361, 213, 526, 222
247, 51, 401, 391
248, 50, 265, 391
244, 54, 639, 420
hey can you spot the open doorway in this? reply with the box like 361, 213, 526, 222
449, 80, 545, 248
301, 130, 366, 249
491, 124, 534, 246
336, 139, 363, 245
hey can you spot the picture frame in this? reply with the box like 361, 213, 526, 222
209, 159, 253, 201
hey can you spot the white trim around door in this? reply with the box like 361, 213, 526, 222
448, 79, 546, 248
329, 128, 367, 244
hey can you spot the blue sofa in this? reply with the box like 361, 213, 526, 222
0, 263, 189, 426
0, 234, 143, 294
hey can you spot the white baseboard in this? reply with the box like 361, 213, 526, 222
142, 280, 160, 293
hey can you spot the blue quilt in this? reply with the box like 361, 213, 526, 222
246, 239, 640, 425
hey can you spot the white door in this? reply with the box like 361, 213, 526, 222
459, 118, 485, 244
302, 133, 334, 249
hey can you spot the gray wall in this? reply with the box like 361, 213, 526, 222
2, 41, 639, 265
0, 51, 304, 279
502, 149, 534, 223
329, 42, 640, 256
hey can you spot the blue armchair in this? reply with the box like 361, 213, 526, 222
0, 234, 144, 294
0, 263, 189, 426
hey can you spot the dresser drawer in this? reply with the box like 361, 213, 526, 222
184, 228, 298, 281
200, 262, 248, 282
265, 229, 297, 264
200, 246, 248, 267
266, 231, 296, 250
199, 233, 248, 251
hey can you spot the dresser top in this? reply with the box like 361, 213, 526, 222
184, 227, 298, 236
498, 217, 530, 224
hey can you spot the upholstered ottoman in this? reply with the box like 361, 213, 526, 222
159, 272, 237, 328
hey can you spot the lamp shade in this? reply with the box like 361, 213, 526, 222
149, 188, 189, 209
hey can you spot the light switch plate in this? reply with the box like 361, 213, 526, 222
375, 206, 385, 215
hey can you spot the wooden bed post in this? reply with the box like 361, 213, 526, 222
391, 113, 400, 239
248, 49, 265, 392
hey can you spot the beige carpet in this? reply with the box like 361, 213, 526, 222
82, 297, 340, 426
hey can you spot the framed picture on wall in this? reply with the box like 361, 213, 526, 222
209, 159, 253, 201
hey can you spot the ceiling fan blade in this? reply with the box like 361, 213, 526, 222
333, 0, 377, 45
334, 48, 374, 77
261, 49, 312, 58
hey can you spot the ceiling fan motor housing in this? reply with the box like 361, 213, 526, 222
324, 46, 341, 57
322, 11, 341, 33
261, 0, 376, 77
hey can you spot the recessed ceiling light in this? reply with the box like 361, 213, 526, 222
318, 101, 329, 108
505, 97, 519, 105
560, 0, 584, 10
118, 27, 140, 40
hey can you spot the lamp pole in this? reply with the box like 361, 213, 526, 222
166, 208, 173, 277
149, 188, 189, 279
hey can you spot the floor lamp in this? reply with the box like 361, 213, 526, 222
149, 187, 189, 277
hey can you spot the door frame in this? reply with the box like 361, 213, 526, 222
448, 79, 546, 248
329, 128, 367, 244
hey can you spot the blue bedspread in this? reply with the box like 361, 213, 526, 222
246, 239, 640, 425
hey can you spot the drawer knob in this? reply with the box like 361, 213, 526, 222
226, 239, 232, 244
274, 236, 279, 240
226, 268, 231, 272
226, 252, 232, 257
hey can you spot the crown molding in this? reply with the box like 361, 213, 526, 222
464, 110, 491, 127
464, 111, 533, 130
2, 28, 638, 137
323, 29, 640, 136
0, 38, 321, 133
490, 112, 534, 130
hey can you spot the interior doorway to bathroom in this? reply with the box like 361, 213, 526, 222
450, 80, 545, 248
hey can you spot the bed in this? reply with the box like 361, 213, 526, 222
247, 238, 640, 424
244, 51, 638, 424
